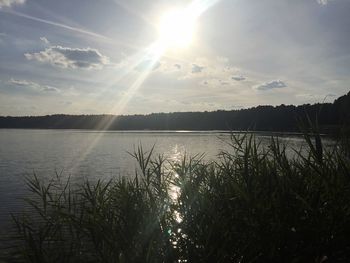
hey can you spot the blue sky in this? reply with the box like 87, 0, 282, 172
0, 0, 349, 116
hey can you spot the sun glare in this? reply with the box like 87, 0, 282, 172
158, 9, 197, 49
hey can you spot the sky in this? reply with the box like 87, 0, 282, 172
0, 0, 349, 116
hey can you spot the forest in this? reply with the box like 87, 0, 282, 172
0, 91, 349, 132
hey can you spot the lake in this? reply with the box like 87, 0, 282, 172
0, 129, 330, 239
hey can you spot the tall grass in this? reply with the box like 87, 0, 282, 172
5, 132, 350, 262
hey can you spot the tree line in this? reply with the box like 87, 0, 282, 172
0, 91, 349, 132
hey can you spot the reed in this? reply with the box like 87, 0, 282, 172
6, 131, 350, 262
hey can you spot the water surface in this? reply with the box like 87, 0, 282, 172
0, 129, 328, 237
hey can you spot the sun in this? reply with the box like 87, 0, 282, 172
157, 9, 197, 49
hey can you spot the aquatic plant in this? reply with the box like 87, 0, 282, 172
5, 132, 350, 262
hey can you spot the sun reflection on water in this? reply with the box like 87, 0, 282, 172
168, 144, 184, 224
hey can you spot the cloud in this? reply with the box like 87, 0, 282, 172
232, 75, 246, 81
155, 60, 183, 74
254, 80, 287, 91
192, 64, 205, 74
8, 78, 60, 93
0, 0, 25, 8
187, 58, 240, 80
9, 78, 33, 86
158, 57, 244, 88
316, 0, 336, 5
24, 46, 110, 70
41, 86, 60, 92
220, 80, 229, 85
174, 64, 181, 70
40, 37, 49, 44
200, 78, 227, 87
316, 0, 332, 5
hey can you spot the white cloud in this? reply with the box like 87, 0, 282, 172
157, 57, 247, 90
8, 78, 60, 93
220, 80, 229, 85
187, 58, 242, 82
192, 64, 205, 74
0, 0, 25, 8
317, 0, 330, 5
174, 64, 181, 70
254, 80, 287, 91
39, 37, 49, 44
25, 46, 110, 70
232, 75, 246, 81
41, 86, 60, 92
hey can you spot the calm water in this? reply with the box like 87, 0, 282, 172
0, 129, 327, 238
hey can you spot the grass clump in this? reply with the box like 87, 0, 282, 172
6, 132, 350, 262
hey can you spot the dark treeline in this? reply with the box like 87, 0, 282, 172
0, 91, 349, 132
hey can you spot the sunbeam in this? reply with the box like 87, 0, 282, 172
62, 0, 221, 172
68, 42, 164, 173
